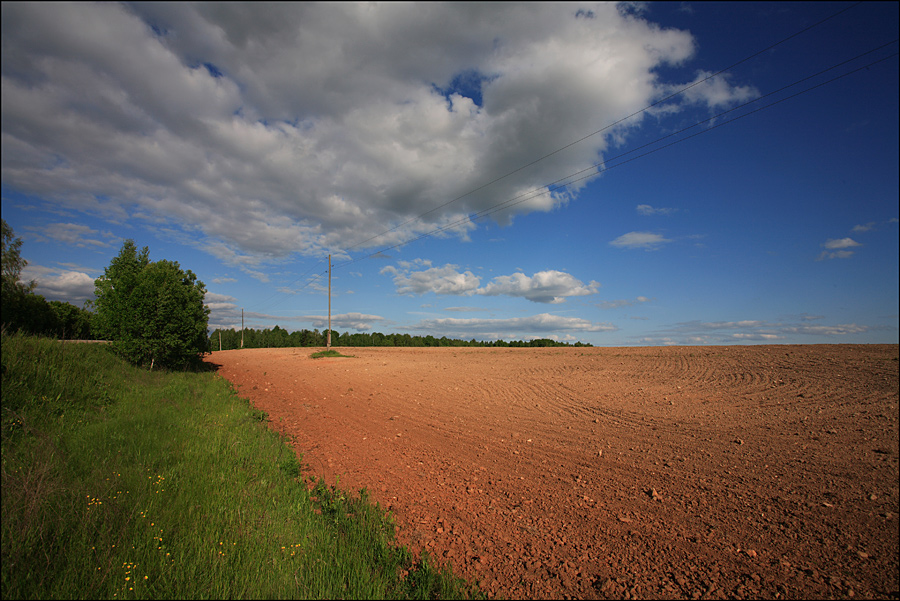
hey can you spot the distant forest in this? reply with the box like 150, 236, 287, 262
209, 326, 592, 350
1, 293, 96, 340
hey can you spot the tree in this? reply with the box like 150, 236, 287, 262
93, 240, 210, 369
2, 219, 37, 332
1, 219, 34, 294
48, 301, 94, 339
2, 218, 33, 308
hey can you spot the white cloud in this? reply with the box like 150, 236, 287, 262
24, 223, 116, 248
609, 231, 672, 250
823, 238, 861, 250
816, 250, 855, 260
20, 264, 96, 304
652, 318, 872, 345
385, 264, 481, 296
1, 2, 753, 266
397, 259, 433, 270
444, 306, 491, 313
636, 204, 677, 216
599, 296, 651, 309
203, 292, 240, 329
478, 270, 599, 303
417, 313, 617, 339
731, 333, 782, 340
306, 312, 384, 332
384, 263, 598, 303
816, 237, 861, 260
695, 320, 767, 330
781, 324, 870, 336
204, 291, 237, 305
679, 71, 759, 110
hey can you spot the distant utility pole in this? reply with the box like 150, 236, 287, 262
327, 254, 332, 349
241, 308, 244, 348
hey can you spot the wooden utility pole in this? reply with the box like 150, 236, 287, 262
327, 254, 332, 349
241, 308, 244, 348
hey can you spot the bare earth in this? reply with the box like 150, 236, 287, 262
205, 345, 899, 600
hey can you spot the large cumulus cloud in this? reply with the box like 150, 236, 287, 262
2, 2, 751, 269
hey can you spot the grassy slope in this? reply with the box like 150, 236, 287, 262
1, 333, 480, 600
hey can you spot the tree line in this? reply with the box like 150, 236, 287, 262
2, 219, 96, 340
209, 326, 592, 350
3, 220, 209, 370
4, 219, 591, 370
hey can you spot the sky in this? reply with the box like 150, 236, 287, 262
2, 1, 898, 346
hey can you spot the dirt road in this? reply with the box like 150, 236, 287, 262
205, 345, 899, 600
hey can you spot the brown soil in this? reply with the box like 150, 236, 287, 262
205, 345, 899, 600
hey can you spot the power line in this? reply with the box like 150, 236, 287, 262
337, 1, 863, 256
331, 43, 897, 271
251, 3, 875, 314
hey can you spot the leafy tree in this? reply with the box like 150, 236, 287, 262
1, 219, 34, 295
2, 219, 38, 333
93, 241, 210, 369
49, 300, 94, 339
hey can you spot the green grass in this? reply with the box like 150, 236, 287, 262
310, 349, 354, 359
1, 332, 481, 600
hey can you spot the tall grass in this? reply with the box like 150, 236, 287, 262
1, 332, 481, 600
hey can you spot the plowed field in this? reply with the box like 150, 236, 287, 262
205, 344, 899, 600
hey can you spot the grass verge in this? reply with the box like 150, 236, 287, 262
1, 332, 481, 600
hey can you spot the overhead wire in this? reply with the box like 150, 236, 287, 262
332, 41, 899, 271
337, 1, 864, 256
249, 2, 880, 315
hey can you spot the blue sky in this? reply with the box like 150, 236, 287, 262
2, 2, 897, 346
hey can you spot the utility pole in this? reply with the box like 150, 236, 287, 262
327, 254, 332, 349
241, 308, 244, 348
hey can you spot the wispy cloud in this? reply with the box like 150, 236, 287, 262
679, 71, 759, 110
636, 204, 677, 216
646, 318, 873, 345
816, 237, 861, 261
609, 231, 672, 250
851, 218, 899, 233
599, 296, 651, 310
416, 313, 617, 339
24, 222, 116, 248
823, 238, 861, 249
204, 292, 240, 329
204, 292, 238, 306
305, 312, 385, 332
444, 306, 491, 313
